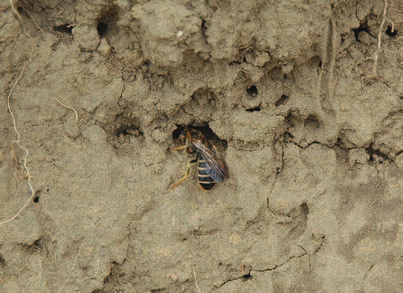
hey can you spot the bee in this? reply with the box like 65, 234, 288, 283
170, 128, 228, 190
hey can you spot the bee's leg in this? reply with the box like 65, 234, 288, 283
170, 159, 197, 189
170, 145, 188, 151
209, 142, 219, 156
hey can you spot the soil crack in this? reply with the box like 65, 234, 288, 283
215, 235, 327, 289
214, 252, 307, 289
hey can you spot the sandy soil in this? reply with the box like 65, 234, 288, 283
0, 0, 402, 292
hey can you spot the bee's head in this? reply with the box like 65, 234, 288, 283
177, 129, 190, 145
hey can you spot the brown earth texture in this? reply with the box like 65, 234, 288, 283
0, 0, 402, 292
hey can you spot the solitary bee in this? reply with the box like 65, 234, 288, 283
170, 128, 228, 190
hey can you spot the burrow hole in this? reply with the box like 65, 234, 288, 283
304, 114, 320, 129
54, 24, 73, 34
275, 95, 289, 107
352, 21, 371, 42
246, 85, 258, 97
96, 5, 118, 36
385, 26, 398, 37
172, 123, 228, 152
246, 104, 261, 112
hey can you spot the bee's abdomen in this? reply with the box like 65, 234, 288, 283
197, 157, 215, 190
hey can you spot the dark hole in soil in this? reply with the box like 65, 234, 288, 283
0, 254, 5, 266
54, 24, 73, 34
241, 272, 253, 281
352, 21, 370, 42
172, 123, 227, 151
246, 85, 258, 96
385, 26, 398, 37
96, 5, 117, 37
304, 114, 320, 129
300, 202, 309, 215
365, 143, 390, 163
275, 95, 289, 107
201, 18, 207, 34
246, 104, 261, 112
15, 1, 31, 18
317, 60, 322, 73
115, 126, 143, 138
33, 190, 41, 203
97, 21, 108, 36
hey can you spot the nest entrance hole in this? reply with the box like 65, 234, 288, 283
172, 123, 228, 152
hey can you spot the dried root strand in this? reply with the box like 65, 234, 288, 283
0, 54, 34, 226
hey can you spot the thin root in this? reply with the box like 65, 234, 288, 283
54, 97, 78, 122
193, 266, 201, 293
0, 54, 34, 226
10, 0, 31, 37
369, 0, 389, 79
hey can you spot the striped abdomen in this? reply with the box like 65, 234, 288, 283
197, 154, 216, 190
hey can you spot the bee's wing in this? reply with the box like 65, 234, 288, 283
203, 154, 226, 183
192, 140, 227, 183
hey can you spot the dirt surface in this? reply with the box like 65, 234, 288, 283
0, 0, 402, 292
